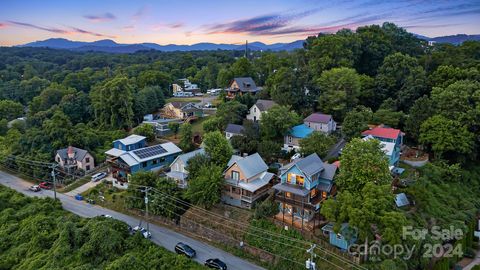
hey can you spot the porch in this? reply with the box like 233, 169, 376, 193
274, 212, 321, 232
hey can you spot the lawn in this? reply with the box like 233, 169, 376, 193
59, 176, 90, 193
166, 97, 201, 103
191, 116, 210, 135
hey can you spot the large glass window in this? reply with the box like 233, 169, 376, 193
296, 175, 304, 186
232, 171, 240, 180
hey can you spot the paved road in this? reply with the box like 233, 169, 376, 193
0, 170, 264, 270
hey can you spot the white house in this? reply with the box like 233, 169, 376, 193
246, 99, 277, 122
303, 113, 336, 134
225, 124, 245, 140
166, 148, 205, 188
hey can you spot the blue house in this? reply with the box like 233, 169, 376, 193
321, 223, 357, 250
273, 153, 337, 231
283, 124, 314, 152
105, 134, 182, 189
362, 126, 404, 168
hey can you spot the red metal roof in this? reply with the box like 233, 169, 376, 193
362, 127, 402, 140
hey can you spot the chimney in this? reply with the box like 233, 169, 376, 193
67, 146, 75, 159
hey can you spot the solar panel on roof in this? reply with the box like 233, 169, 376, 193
133, 145, 167, 159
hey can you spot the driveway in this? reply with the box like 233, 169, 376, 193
65, 177, 105, 196
0, 170, 264, 270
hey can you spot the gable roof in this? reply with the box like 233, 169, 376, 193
395, 193, 410, 207
225, 124, 245, 134
362, 126, 402, 140
170, 148, 205, 169
289, 124, 314, 138
114, 134, 146, 146
112, 141, 182, 167
56, 146, 89, 162
254, 99, 277, 112
226, 153, 268, 179
304, 113, 333, 124
295, 153, 325, 178
230, 77, 258, 92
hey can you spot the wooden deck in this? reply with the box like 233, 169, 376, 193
274, 212, 320, 231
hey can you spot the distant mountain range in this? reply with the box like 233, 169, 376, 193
16, 34, 479, 53
18, 38, 305, 53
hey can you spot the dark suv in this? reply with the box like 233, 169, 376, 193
205, 258, 227, 269
175, 242, 196, 258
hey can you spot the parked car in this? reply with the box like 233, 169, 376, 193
86, 199, 95, 204
195, 93, 204, 96
100, 214, 113, 218
205, 258, 227, 270
133, 226, 151, 239
29, 185, 41, 192
91, 172, 107, 182
204, 102, 212, 108
290, 153, 301, 162
175, 242, 196, 258
39, 182, 52, 190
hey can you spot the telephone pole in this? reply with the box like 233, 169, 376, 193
141, 186, 152, 232
50, 165, 57, 200
306, 244, 316, 270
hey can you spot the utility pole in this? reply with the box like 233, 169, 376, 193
141, 186, 152, 232
306, 244, 316, 270
51, 165, 57, 200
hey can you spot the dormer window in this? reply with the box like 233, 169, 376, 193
232, 171, 240, 181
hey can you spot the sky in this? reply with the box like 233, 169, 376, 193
0, 0, 479, 46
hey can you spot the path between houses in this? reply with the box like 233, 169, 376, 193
65, 177, 106, 196
0, 170, 265, 270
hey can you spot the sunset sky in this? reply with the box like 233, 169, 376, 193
0, 0, 479, 46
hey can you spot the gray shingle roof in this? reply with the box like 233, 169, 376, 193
227, 153, 268, 179
231, 77, 258, 93
56, 147, 89, 162
255, 99, 277, 112
304, 113, 333, 124
225, 124, 245, 134
295, 153, 325, 178
320, 163, 337, 181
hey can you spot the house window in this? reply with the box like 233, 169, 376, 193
254, 107, 256, 112
142, 162, 147, 168
287, 173, 295, 184
288, 136, 292, 143
86, 157, 90, 163
57, 157, 60, 162
286, 192, 292, 198
152, 159, 158, 165
159, 157, 166, 162
296, 176, 305, 187
232, 171, 240, 180
86, 165, 90, 171
322, 191, 328, 199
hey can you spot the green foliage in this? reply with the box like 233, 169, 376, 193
267, 67, 304, 107
185, 153, 211, 180
419, 115, 474, 160
257, 140, 281, 164
0, 119, 7, 136
202, 117, 223, 133
404, 96, 435, 142
168, 122, 180, 138
203, 131, 232, 167
184, 164, 223, 209
151, 177, 185, 219
0, 185, 203, 270
0, 99, 23, 121
299, 132, 335, 158
336, 138, 391, 192
317, 67, 361, 120
253, 196, 278, 220
259, 105, 300, 140
126, 171, 158, 209
179, 123, 194, 152
135, 124, 155, 142
372, 109, 404, 128
342, 106, 372, 140
216, 101, 248, 127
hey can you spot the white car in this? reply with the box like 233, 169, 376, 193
91, 172, 107, 182
101, 214, 113, 218
290, 153, 301, 162
133, 226, 151, 239
195, 93, 204, 96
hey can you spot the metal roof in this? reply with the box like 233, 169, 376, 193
226, 153, 268, 179
225, 124, 245, 134
304, 113, 333, 124
114, 134, 146, 146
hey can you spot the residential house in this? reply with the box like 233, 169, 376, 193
321, 223, 357, 250
225, 124, 245, 140
273, 153, 337, 231
163, 102, 203, 120
283, 124, 314, 151
226, 77, 261, 99
361, 125, 404, 168
304, 113, 336, 134
55, 146, 94, 173
166, 148, 205, 188
246, 99, 277, 122
223, 153, 274, 209
105, 134, 182, 189
172, 78, 200, 94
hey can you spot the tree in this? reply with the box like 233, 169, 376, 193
257, 140, 281, 164
419, 115, 474, 160
167, 122, 180, 138
375, 52, 427, 110
90, 76, 134, 129
42, 110, 74, 149
216, 101, 248, 127
29, 83, 75, 115
185, 153, 211, 180
267, 67, 304, 107
429, 65, 480, 88
404, 96, 435, 142
135, 124, 155, 142
150, 177, 184, 219
0, 99, 23, 121
179, 123, 194, 152
260, 105, 301, 140
341, 106, 373, 140
202, 117, 223, 133
184, 164, 224, 209
0, 119, 8, 136
216, 68, 234, 88
336, 138, 391, 192
126, 171, 158, 209
203, 131, 232, 167
372, 109, 404, 128
317, 67, 361, 121
356, 25, 393, 76
231, 57, 254, 78
299, 132, 335, 158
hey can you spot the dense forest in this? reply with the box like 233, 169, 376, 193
0, 22, 480, 269
0, 185, 204, 269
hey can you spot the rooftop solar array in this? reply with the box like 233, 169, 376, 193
133, 144, 167, 159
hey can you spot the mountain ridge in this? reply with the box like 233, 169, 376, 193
17, 34, 480, 53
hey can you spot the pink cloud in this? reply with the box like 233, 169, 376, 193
83, 12, 116, 23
